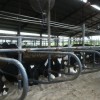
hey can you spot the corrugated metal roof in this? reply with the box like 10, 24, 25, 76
0, 0, 100, 37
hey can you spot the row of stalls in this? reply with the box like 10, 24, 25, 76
0, 35, 100, 100
0, 36, 100, 47
0, 0, 100, 100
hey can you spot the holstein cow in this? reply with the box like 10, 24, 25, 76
73, 44, 93, 68
58, 44, 83, 74
0, 43, 18, 96
73, 44, 100, 65
44, 57, 61, 79
0, 42, 63, 89
0, 71, 8, 96
23, 52, 62, 85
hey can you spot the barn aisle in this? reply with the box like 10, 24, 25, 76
1, 72, 100, 100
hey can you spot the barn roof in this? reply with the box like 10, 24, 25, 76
0, 0, 100, 37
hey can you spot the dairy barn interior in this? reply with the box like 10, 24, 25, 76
0, 0, 100, 100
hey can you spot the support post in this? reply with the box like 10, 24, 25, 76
18, 36, 22, 62
17, 26, 23, 90
82, 23, 86, 68
55, 36, 59, 47
47, 0, 51, 48
82, 23, 85, 47
47, 0, 51, 81
17, 23, 22, 62
40, 34, 42, 47
68, 37, 71, 47
57, 36, 59, 47
0, 57, 28, 100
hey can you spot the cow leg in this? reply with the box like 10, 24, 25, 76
0, 76, 3, 96
0, 72, 4, 96
2, 84, 8, 96
24, 63, 40, 85
0, 74, 8, 96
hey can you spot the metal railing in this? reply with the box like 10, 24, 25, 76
0, 11, 99, 33
27, 51, 82, 84
0, 57, 28, 100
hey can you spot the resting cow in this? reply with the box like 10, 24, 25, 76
0, 42, 63, 87
0, 72, 8, 96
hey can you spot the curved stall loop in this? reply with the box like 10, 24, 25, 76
73, 50, 100, 74
0, 57, 28, 100
27, 51, 82, 84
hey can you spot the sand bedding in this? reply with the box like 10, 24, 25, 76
1, 72, 100, 100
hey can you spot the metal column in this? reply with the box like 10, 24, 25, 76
47, 0, 51, 81
0, 57, 28, 100
40, 34, 42, 47
68, 37, 71, 47
18, 36, 22, 62
54, 36, 59, 47
82, 23, 85, 47
82, 23, 86, 68
47, 0, 51, 48
17, 35, 22, 90
57, 36, 59, 47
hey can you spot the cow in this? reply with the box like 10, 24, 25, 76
71, 44, 100, 69
0, 70, 9, 96
60, 44, 88, 73
0, 42, 63, 87
44, 57, 61, 79
0, 43, 19, 96
0, 42, 88, 91
23, 52, 62, 85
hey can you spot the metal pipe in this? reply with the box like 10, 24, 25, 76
0, 57, 28, 100
82, 24, 85, 47
0, 36, 48, 40
18, 36, 22, 62
47, 0, 52, 81
40, 34, 42, 46
0, 10, 81, 28
28, 51, 82, 76
73, 50, 100, 55
17, 20, 22, 89
73, 50, 100, 74
68, 37, 71, 71
47, 0, 51, 48
27, 51, 82, 84
56, 36, 59, 47
73, 50, 100, 68
0, 11, 82, 28
0, 15, 95, 32
0, 10, 96, 33
82, 24, 86, 68
0, 12, 97, 33
0, 46, 99, 53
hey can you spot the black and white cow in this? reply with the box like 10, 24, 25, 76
0, 42, 63, 87
0, 70, 9, 96
23, 53, 62, 85
44, 57, 61, 79
0, 43, 19, 95
60, 44, 87, 73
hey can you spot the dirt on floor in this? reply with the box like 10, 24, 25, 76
1, 72, 100, 100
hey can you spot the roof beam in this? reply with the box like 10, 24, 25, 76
0, 0, 10, 10
71, 12, 99, 37
76, 12, 99, 25
20, 23, 28, 30
88, 19, 100, 28
59, 3, 86, 22
69, 13, 100, 37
